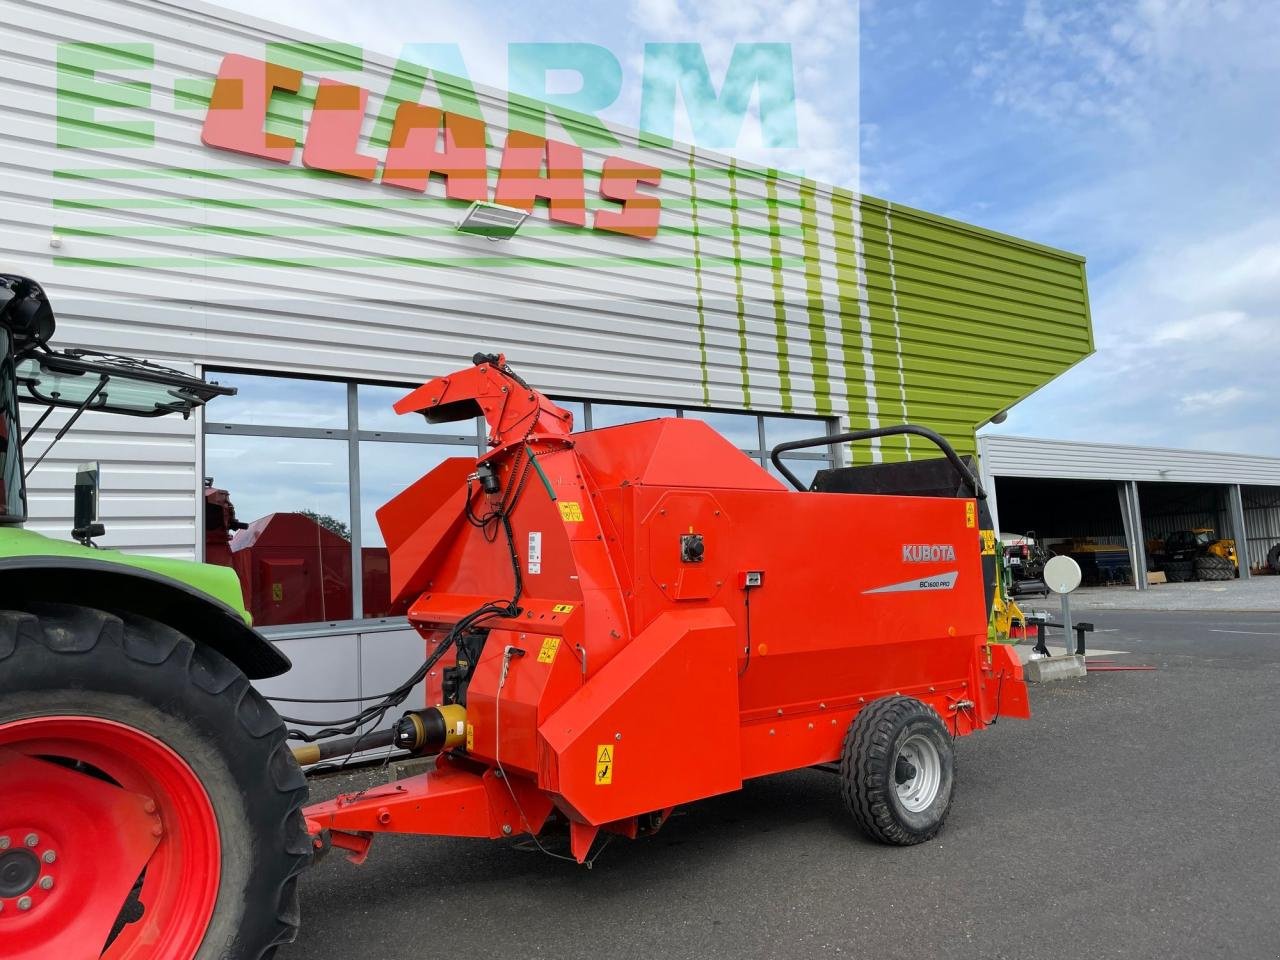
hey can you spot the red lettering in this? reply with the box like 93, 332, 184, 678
201, 54, 302, 163
494, 131, 586, 227
594, 157, 662, 239
382, 104, 488, 200
302, 79, 378, 180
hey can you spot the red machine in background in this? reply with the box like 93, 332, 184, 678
203, 481, 393, 624
302, 354, 1029, 864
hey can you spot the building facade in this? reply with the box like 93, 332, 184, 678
2, 0, 1093, 715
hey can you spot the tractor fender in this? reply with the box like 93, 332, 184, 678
0, 556, 290, 679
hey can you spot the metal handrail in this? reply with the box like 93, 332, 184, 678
769, 424, 987, 499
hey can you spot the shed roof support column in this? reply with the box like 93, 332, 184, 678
1227, 483, 1251, 580
1117, 480, 1147, 591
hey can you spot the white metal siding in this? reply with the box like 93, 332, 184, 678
980, 435, 1280, 487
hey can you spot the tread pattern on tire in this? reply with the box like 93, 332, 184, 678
1163, 560, 1194, 583
839, 695, 952, 846
1194, 555, 1235, 581
0, 604, 310, 959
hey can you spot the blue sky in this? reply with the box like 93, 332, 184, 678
209, 0, 1280, 454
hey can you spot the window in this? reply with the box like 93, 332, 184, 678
204, 373, 484, 628
204, 372, 835, 630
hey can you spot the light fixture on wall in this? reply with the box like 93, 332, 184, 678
989, 409, 1009, 425
455, 201, 528, 240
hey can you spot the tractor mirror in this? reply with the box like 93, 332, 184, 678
72, 461, 105, 546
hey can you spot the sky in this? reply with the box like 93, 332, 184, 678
207, 0, 1280, 455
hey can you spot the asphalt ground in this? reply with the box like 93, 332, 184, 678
287, 610, 1280, 960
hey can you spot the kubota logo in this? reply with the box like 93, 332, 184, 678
902, 544, 956, 563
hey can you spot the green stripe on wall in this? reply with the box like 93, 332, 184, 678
798, 179, 832, 416
728, 160, 751, 408
765, 173, 793, 411
688, 147, 710, 405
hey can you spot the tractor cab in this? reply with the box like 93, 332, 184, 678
0, 274, 232, 540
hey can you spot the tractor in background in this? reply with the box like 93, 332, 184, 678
1148, 528, 1238, 581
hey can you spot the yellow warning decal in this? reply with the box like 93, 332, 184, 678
465, 723, 474, 751
552, 603, 575, 614
537, 636, 561, 664
559, 501, 584, 522
595, 744, 614, 785
965, 502, 976, 528
980, 529, 997, 556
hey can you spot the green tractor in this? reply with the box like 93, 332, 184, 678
0, 276, 306, 959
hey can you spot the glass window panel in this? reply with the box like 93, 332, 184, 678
205, 434, 351, 626
358, 383, 481, 438
764, 415, 832, 449
359, 441, 471, 618
589, 403, 676, 429
681, 409, 760, 449
206, 372, 347, 429
551, 398, 586, 432
768, 458, 825, 490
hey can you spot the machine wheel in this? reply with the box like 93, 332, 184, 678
840, 695, 954, 845
0, 603, 309, 960
1163, 560, 1194, 583
1267, 543, 1280, 575
1194, 555, 1235, 581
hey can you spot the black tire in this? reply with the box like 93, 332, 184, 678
840, 695, 954, 845
1194, 555, 1235, 581
1163, 560, 1194, 583
0, 602, 309, 959
1267, 543, 1280, 575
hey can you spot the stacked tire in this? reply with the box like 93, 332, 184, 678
1267, 543, 1280, 575
1194, 555, 1236, 581
1163, 560, 1195, 582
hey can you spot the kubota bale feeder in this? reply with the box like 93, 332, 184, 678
301, 353, 1030, 863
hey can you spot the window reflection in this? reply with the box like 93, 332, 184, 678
769, 458, 825, 489
358, 384, 481, 438
205, 434, 352, 626
682, 409, 760, 449
206, 372, 347, 429
359, 441, 465, 618
764, 415, 831, 446
590, 404, 676, 428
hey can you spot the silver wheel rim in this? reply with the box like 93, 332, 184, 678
895, 734, 942, 813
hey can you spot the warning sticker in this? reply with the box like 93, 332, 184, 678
965, 502, 976, 528
594, 744, 614, 785
465, 723, 474, 751
980, 529, 997, 556
559, 501, 584, 523
552, 603, 574, 614
537, 636, 561, 664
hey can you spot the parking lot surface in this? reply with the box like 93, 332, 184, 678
290, 610, 1280, 960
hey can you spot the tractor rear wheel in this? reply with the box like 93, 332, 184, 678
1194, 555, 1235, 581
0, 603, 309, 960
840, 695, 954, 845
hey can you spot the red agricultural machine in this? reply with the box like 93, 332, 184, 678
299, 354, 1029, 865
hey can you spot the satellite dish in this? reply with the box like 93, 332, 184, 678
1044, 555, 1082, 595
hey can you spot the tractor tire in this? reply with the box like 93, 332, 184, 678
840, 695, 954, 845
0, 602, 310, 960
1194, 555, 1235, 581
1267, 543, 1280, 575
1163, 560, 1194, 583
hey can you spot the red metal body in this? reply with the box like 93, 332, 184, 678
304, 357, 1029, 861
